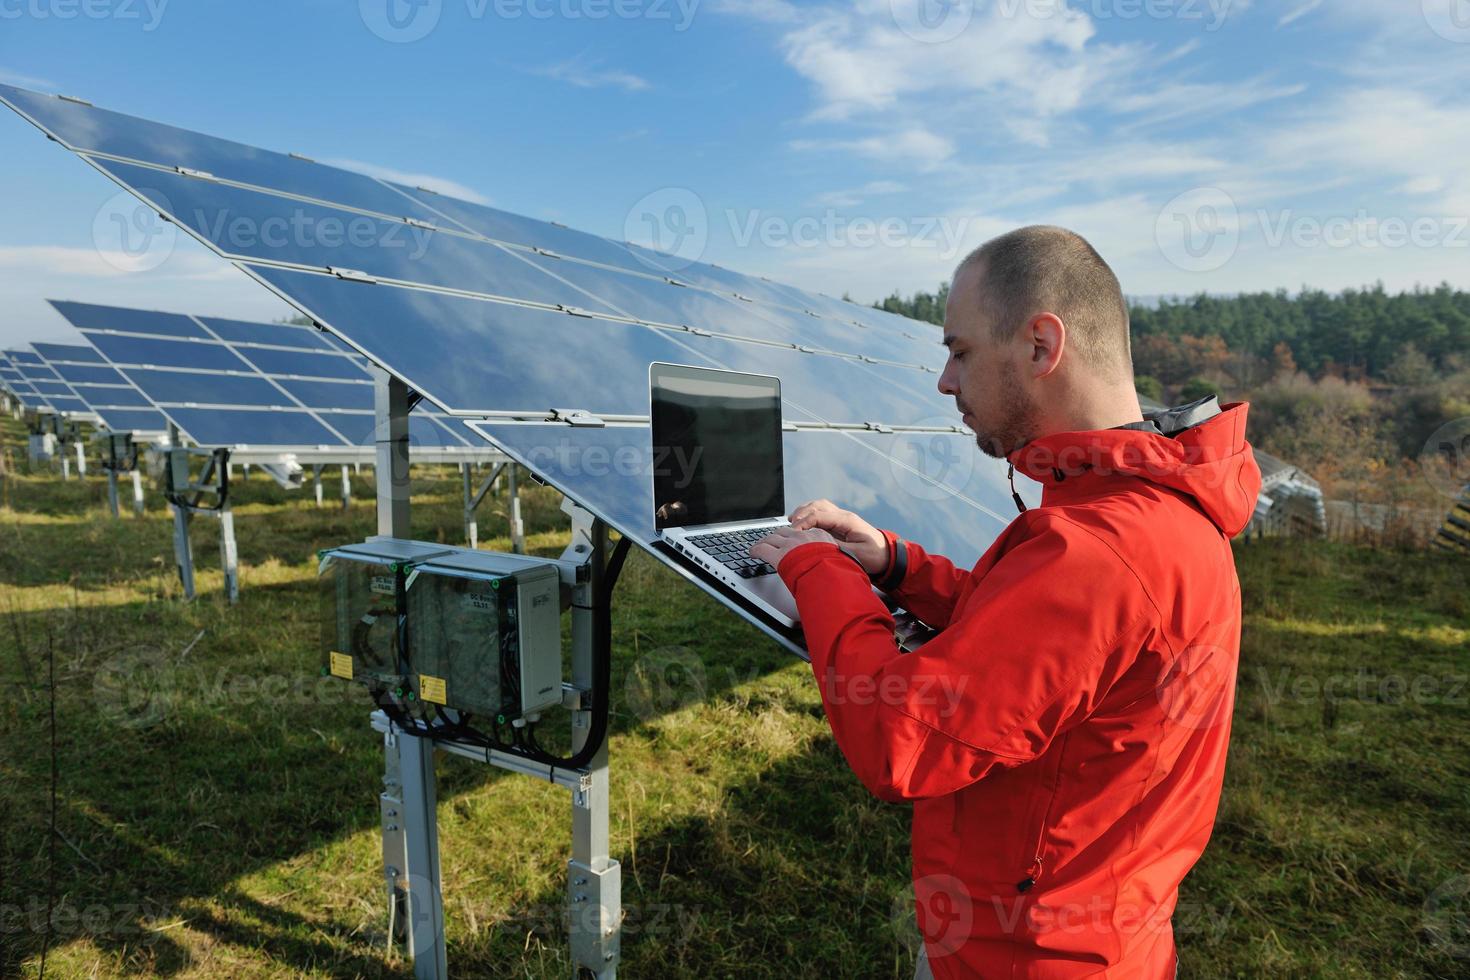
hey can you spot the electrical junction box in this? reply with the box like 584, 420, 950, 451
319, 539, 455, 691
405, 549, 563, 721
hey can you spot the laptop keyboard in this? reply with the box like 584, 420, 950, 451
687, 524, 787, 578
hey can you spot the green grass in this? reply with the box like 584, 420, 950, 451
1, 412, 1466, 978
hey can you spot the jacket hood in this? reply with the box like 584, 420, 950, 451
1007, 401, 1263, 536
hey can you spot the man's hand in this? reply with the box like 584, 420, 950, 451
749, 525, 843, 572
785, 499, 889, 575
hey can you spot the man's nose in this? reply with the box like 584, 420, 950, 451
937, 362, 958, 396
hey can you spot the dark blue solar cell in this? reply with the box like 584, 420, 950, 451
33, 342, 105, 364
251, 266, 738, 417
163, 407, 343, 447
390, 184, 663, 277
0, 84, 446, 225
5, 349, 44, 365
70, 384, 153, 408
50, 364, 128, 385
277, 378, 375, 410
84, 333, 251, 372
92, 161, 625, 316
32, 381, 75, 396
121, 369, 289, 407
238, 347, 370, 381
47, 397, 90, 414
94, 409, 169, 433
200, 316, 336, 350
325, 412, 462, 449
423, 415, 472, 447
51, 300, 206, 338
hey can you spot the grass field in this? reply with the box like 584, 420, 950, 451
1, 412, 1467, 979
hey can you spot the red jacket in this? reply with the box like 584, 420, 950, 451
778, 404, 1261, 978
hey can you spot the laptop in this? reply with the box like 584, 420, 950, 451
650, 362, 800, 627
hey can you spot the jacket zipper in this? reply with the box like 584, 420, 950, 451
1016, 747, 1066, 893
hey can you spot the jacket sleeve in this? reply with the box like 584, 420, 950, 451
777, 517, 1158, 802
879, 531, 972, 628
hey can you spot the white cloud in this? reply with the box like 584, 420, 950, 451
1277, 0, 1323, 27
317, 157, 491, 205
792, 127, 955, 171
811, 180, 907, 207
536, 60, 651, 93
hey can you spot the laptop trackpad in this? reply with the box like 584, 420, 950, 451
742, 568, 800, 622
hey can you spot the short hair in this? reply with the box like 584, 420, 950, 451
957, 226, 1132, 380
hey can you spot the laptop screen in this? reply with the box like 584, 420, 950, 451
650, 363, 784, 530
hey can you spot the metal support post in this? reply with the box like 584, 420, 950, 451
314, 464, 324, 507
62, 453, 71, 480
372, 368, 445, 978
75, 440, 86, 478
341, 464, 351, 510
107, 468, 120, 518
462, 463, 477, 548
508, 464, 525, 554
172, 502, 195, 599
562, 499, 620, 977
218, 504, 239, 604
132, 468, 145, 515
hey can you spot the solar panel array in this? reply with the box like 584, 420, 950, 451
4, 346, 92, 416
0, 84, 1040, 641
30, 340, 169, 434
50, 300, 484, 451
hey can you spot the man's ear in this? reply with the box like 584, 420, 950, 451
1027, 313, 1066, 379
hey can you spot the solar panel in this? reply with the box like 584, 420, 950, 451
2, 86, 1034, 644
49, 300, 478, 450
29, 340, 170, 434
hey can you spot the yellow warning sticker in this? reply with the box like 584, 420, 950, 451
419, 674, 447, 705
329, 651, 354, 680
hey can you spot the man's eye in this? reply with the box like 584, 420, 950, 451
951, 350, 964, 361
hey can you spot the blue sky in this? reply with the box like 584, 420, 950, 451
2, 0, 1469, 346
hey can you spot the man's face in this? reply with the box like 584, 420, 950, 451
937, 263, 1042, 459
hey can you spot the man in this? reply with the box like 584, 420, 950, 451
750, 226, 1261, 978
